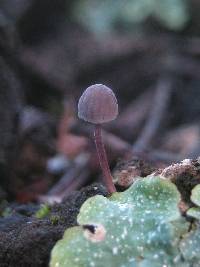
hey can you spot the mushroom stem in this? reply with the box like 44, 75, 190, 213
94, 124, 116, 194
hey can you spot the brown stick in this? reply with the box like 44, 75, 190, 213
47, 153, 90, 196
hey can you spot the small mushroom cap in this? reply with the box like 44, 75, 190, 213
78, 84, 118, 124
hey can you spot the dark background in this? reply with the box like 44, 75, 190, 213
0, 0, 200, 202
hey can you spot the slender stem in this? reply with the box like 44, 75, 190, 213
94, 124, 116, 194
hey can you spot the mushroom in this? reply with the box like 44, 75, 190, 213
78, 84, 118, 193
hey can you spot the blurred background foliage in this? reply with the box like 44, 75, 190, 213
0, 0, 200, 203
72, 0, 189, 35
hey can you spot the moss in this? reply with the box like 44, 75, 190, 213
35, 204, 50, 219
50, 215, 60, 225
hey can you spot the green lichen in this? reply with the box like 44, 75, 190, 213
187, 184, 200, 220
187, 207, 200, 220
191, 184, 200, 206
50, 176, 196, 267
180, 226, 200, 265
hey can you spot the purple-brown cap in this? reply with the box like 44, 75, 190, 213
78, 84, 118, 124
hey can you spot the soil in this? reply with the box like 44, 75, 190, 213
0, 183, 108, 267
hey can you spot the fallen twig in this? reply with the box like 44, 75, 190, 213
132, 76, 173, 153
39, 153, 91, 203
